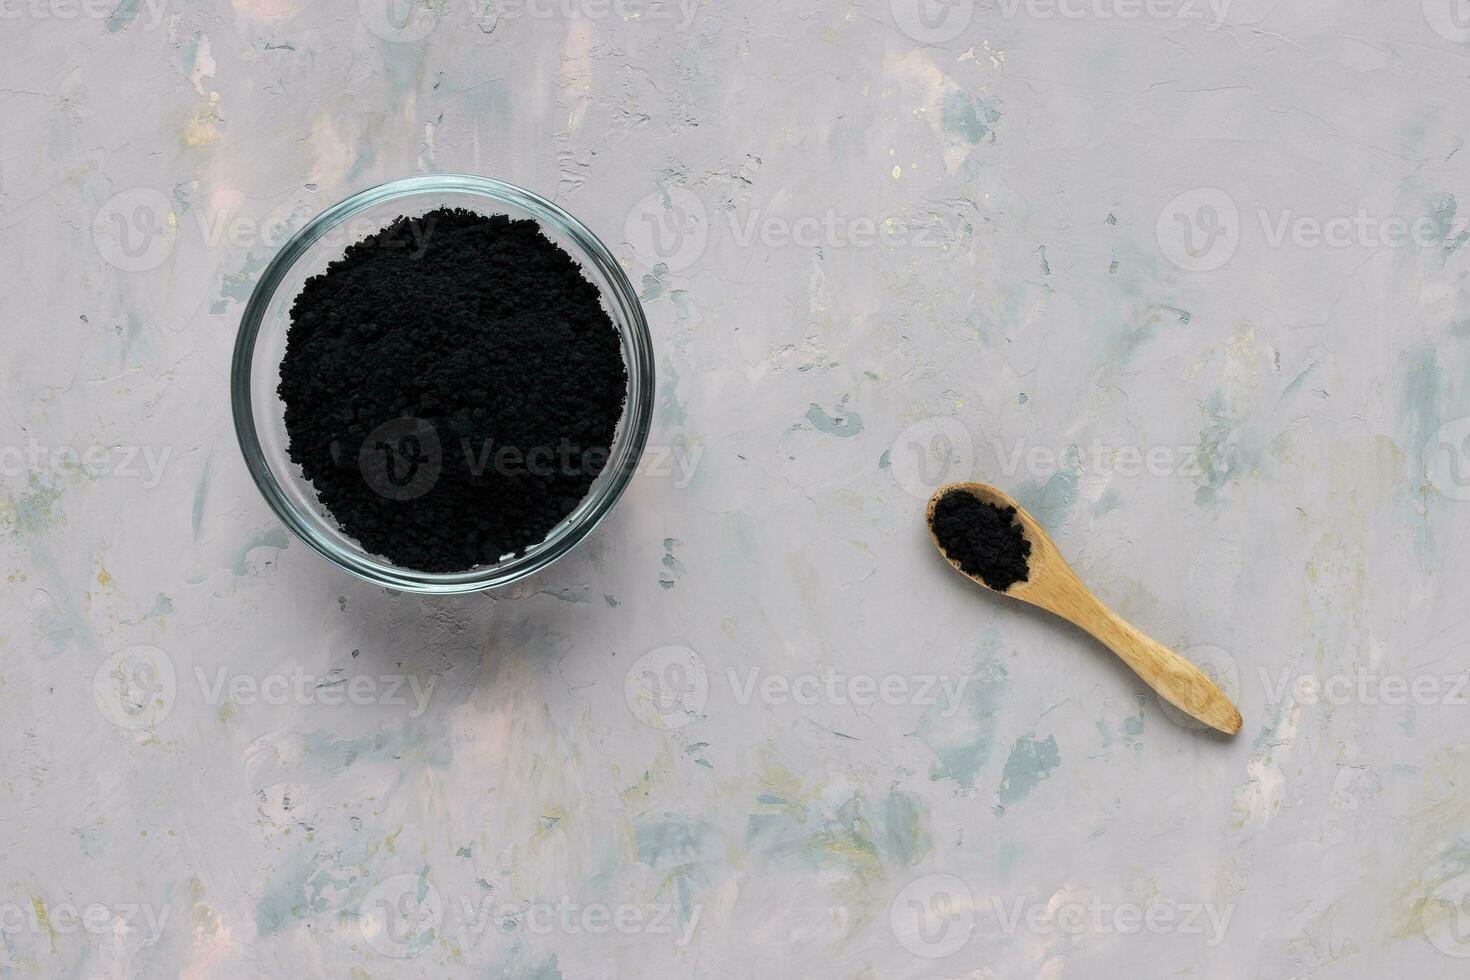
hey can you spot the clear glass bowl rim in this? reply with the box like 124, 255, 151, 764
230, 173, 655, 594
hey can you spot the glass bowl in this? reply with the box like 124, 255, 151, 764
230, 174, 654, 594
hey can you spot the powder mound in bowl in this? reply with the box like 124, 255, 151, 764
931, 491, 1031, 591
277, 207, 628, 573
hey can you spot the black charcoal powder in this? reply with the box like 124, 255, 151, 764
277, 207, 627, 573
932, 491, 1031, 591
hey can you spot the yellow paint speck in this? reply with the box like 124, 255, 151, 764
97, 569, 113, 587
182, 93, 223, 148
891, 165, 902, 179
31, 897, 55, 952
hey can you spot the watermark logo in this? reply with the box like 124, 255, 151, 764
984, 894, 1233, 944
0, 0, 169, 28
890, 0, 974, 43
361, 0, 701, 39
93, 646, 176, 730
1424, 871, 1470, 957
1159, 190, 1470, 271
1157, 645, 1239, 730
357, 882, 700, 955
360, 874, 443, 958
95, 649, 438, 724
634, 443, 703, 488
624, 644, 708, 730
195, 666, 436, 717
359, 0, 441, 42
885, 421, 1223, 496
1156, 188, 1240, 272
727, 668, 972, 714
995, 0, 1231, 25
0, 901, 170, 944
890, 881, 1233, 955
520, 897, 699, 944
0, 440, 172, 489
625, 188, 709, 272
92, 188, 176, 273
90, 194, 437, 274
888, 417, 975, 499
354, 419, 702, 500
623, 660, 972, 726
1424, 0, 1470, 44
626, 189, 970, 272
1258, 631, 1470, 708
890, 874, 975, 958
359, 417, 443, 501
1424, 417, 1470, 503
1260, 657, 1470, 709
726, 209, 957, 250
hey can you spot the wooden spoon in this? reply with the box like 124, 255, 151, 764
926, 482, 1242, 736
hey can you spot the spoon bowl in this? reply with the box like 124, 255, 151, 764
927, 482, 1242, 736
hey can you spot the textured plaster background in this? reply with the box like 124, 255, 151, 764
4, 0, 1470, 977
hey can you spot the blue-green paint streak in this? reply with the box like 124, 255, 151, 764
1403, 346, 1453, 564
721, 512, 757, 577
192, 449, 214, 541
6, 481, 95, 656
634, 816, 720, 925
298, 729, 419, 776
804, 397, 863, 438
659, 537, 683, 590
492, 944, 562, 980
232, 526, 289, 576
12, 480, 62, 536
874, 790, 933, 866
997, 734, 1061, 809
745, 788, 933, 875
1193, 391, 1262, 506
941, 91, 1001, 145
1425, 193, 1470, 262
217, 251, 271, 308
1015, 449, 1081, 530
915, 649, 1008, 790
105, 0, 140, 32
657, 349, 687, 428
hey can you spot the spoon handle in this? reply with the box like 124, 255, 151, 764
1047, 588, 1241, 735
